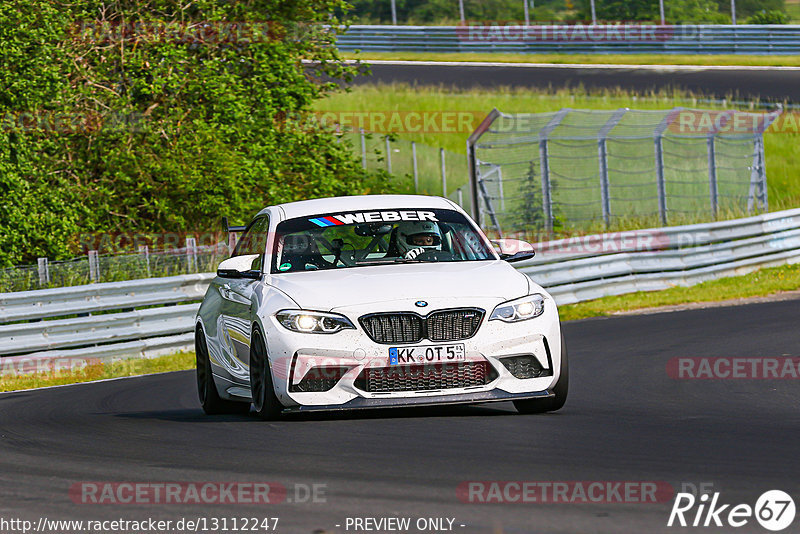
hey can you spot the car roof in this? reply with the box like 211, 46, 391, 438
262, 195, 458, 220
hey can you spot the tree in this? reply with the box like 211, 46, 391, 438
0, 1, 398, 266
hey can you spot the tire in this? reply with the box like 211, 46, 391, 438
196, 328, 250, 415
513, 332, 569, 415
249, 328, 283, 420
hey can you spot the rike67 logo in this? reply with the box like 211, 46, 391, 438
668, 490, 796, 531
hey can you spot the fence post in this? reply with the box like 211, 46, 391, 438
598, 139, 611, 226
536, 108, 570, 235
457, 188, 464, 207
538, 139, 554, 234
759, 135, 769, 211
88, 250, 100, 282
385, 136, 392, 173
440, 148, 447, 197
412, 141, 419, 193
654, 136, 668, 226
360, 128, 366, 169
37, 257, 50, 287
707, 134, 719, 219
138, 245, 151, 277
597, 109, 627, 228
747, 135, 768, 213
652, 108, 680, 226
186, 237, 198, 273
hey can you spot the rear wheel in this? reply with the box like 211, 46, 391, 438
196, 328, 250, 415
250, 329, 283, 420
513, 332, 569, 414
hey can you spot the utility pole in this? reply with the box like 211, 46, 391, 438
391, 0, 397, 25
459, 0, 465, 22
590, 0, 597, 24
524, 0, 530, 25
659, 0, 665, 24
731, 0, 737, 24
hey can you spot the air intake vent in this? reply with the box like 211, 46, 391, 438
354, 361, 497, 392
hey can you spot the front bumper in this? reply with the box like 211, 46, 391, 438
262, 297, 563, 410
283, 389, 554, 413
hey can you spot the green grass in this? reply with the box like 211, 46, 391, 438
558, 262, 800, 320
787, 0, 800, 23
315, 84, 800, 213
344, 51, 800, 67
0, 351, 195, 392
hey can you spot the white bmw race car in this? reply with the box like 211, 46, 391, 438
195, 195, 567, 418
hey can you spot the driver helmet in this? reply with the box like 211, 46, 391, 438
396, 221, 443, 255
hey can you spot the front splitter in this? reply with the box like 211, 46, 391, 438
283, 389, 552, 413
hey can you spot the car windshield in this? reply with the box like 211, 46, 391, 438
271, 208, 496, 273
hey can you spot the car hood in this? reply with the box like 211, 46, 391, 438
266, 261, 530, 312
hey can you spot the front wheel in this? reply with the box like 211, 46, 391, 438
513, 332, 569, 415
196, 328, 250, 415
250, 329, 283, 420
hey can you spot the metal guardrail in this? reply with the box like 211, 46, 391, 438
1, 208, 799, 375
0, 274, 214, 376
338, 25, 800, 54
519, 208, 800, 304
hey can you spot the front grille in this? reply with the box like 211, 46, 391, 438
499, 355, 552, 379
359, 313, 423, 344
359, 308, 484, 344
427, 309, 484, 342
354, 361, 497, 392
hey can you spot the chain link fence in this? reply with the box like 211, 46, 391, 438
467, 107, 781, 236
0, 243, 230, 293
341, 130, 472, 215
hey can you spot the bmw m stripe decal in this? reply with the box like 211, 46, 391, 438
309, 217, 344, 227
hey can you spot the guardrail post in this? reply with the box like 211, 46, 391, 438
88, 250, 100, 282
360, 128, 366, 169
37, 258, 50, 287
138, 245, 151, 277
440, 148, 447, 197
707, 134, 719, 219
412, 141, 419, 193
186, 237, 198, 273
385, 136, 392, 173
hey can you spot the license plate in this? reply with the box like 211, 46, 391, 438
389, 344, 465, 365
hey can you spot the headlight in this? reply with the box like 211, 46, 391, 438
489, 294, 545, 322
275, 310, 355, 334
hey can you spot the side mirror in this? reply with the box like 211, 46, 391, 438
217, 254, 262, 280
492, 239, 535, 263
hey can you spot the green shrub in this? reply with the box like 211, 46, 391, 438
0, 0, 397, 267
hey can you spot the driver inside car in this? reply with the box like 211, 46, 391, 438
395, 221, 443, 259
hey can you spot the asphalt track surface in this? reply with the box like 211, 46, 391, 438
352, 61, 800, 103
1, 298, 799, 534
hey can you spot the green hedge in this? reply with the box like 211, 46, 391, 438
0, 0, 403, 267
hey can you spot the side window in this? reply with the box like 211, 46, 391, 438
232, 216, 270, 258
